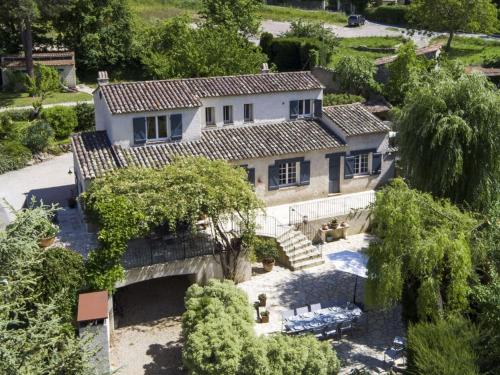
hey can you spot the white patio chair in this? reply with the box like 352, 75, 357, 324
309, 303, 321, 312
295, 306, 309, 315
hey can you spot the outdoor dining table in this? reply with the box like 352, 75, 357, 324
284, 306, 362, 334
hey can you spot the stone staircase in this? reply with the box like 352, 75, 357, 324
275, 228, 324, 271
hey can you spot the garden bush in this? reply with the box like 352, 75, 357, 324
0, 112, 13, 140
182, 280, 340, 375
253, 237, 279, 262
22, 121, 54, 153
334, 55, 380, 97
323, 93, 365, 106
74, 103, 95, 132
262, 36, 332, 71
484, 55, 500, 68
0, 140, 32, 174
3, 108, 32, 122
363, 5, 409, 26
41, 106, 77, 139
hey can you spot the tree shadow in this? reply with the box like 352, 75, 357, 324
0, 92, 18, 108
143, 341, 186, 375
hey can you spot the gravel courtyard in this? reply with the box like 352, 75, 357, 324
110, 276, 191, 375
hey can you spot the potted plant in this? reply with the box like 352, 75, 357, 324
37, 220, 59, 248
260, 310, 270, 323
254, 237, 279, 272
67, 196, 77, 209
321, 223, 329, 230
258, 293, 267, 307
330, 218, 339, 229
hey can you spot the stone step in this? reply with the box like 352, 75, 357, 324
280, 236, 311, 251
287, 246, 321, 261
276, 230, 302, 243
291, 256, 325, 271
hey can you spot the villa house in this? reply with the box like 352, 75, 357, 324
72, 70, 394, 207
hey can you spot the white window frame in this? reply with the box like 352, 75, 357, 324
145, 115, 168, 141
244, 103, 253, 122
205, 107, 215, 126
278, 161, 299, 186
353, 153, 369, 175
298, 99, 312, 118
223, 105, 233, 124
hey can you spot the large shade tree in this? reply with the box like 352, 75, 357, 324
366, 179, 476, 323
397, 72, 500, 212
408, 0, 499, 49
201, 0, 262, 36
83, 157, 263, 291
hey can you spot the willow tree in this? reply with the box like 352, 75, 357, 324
397, 73, 500, 213
366, 179, 476, 323
83, 157, 263, 291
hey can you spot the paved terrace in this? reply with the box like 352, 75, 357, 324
238, 234, 404, 374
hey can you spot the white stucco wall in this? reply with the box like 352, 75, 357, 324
200, 89, 323, 128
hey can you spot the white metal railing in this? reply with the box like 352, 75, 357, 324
289, 190, 376, 225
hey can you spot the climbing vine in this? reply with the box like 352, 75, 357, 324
82, 157, 263, 292
365, 178, 477, 323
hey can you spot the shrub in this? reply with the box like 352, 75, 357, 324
323, 93, 365, 106
285, 20, 339, 50
41, 106, 77, 139
363, 5, 409, 26
253, 237, 279, 262
6, 197, 59, 240
334, 55, 380, 97
263, 36, 332, 71
74, 103, 95, 132
22, 121, 54, 153
3, 109, 32, 122
407, 317, 479, 375
0, 140, 32, 174
483, 55, 500, 68
260, 32, 274, 56
0, 112, 13, 140
32, 247, 85, 323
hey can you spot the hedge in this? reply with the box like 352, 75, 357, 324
0, 140, 32, 174
260, 35, 331, 71
74, 103, 95, 132
182, 280, 340, 375
41, 106, 77, 139
363, 5, 409, 27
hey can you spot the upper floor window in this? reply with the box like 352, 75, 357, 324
145, 115, 167, 141
206, 107, 215, 126
223, 105, 233, 124
133, 114, 180, 145
244, 104, 253, 122
289, 100, 313, 120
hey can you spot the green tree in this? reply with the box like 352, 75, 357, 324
41, 106, 78, 139
138, 18, 267, 79
397, 73, 500, 212
334, 55, 380, 97
83, 157, 263, 290
285, 20, 339, 51
407, 317, 479, 375
200, 0, 262, 36
384, 41, 427, 105
409, 0, 500, 50
366, 179, 476, 323
54, 0, 134, 74
25, 64, 61, 114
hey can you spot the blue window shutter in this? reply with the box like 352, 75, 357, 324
344, 156, 355, 179
247, 168, 256, 186
314, 99, 322, 118
289, 100, 299, 120
300, 160, 310, 185
372, 153, 382, 175
170, 114, 183, 140
268, 165, 279, 190
133, 117, 146, 145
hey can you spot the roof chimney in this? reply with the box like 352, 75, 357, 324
261, 63, 269, 74
97, 71, 109, 86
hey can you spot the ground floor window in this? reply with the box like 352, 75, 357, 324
353, 154, 369, 175
278, 162, 298, 186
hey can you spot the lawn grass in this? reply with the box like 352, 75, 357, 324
329, 36, 405, 65
0, 91, 92, 108
431, 36, 500, 66
129, 0, 347, 25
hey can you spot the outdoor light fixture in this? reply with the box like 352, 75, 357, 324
302, 215, 308, 224
68, 168, 73, 175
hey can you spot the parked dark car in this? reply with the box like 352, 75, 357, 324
348, 15, 365, 27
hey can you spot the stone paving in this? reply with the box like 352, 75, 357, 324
238, 233, 404, 374
54, 207, 98, 258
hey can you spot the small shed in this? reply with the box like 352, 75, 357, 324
77, 290, 109, 325
1, 51, 77, 90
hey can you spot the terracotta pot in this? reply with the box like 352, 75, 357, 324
262, 259, 275, 272
38, 236, 55, 248
260, 314, 269, 323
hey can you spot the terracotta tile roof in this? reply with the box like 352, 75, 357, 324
99, 72, 323, 114
72, 120, 345, 180
77, 291, 108, 322
1, 51, 75, 68
465, 66, 500, 77
374, 44, 442, 66
71, 131, 123, 179
323, 103, 390, 136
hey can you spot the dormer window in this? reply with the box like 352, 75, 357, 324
223, 105, 233, 125
132, 114, 178, 145
244, 104, 253, 122
289, 100, 313, 120
206, 107, 215, 126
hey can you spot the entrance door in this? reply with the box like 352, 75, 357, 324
329, 154, 341, 194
